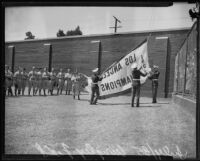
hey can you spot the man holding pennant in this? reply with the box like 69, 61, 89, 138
148, 65, 160, 103
131, 57, 151, 107
90, 68, 103, 105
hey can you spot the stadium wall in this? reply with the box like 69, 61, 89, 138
5, 28, 190, 97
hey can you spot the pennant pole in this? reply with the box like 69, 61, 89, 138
147, 34, 151, 68
98, 41, 102, 75
147, 33, 151, 44
91, 40, 102, 75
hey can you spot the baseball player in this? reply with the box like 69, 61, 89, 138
28, 66, 37, 96
21, 68, 28, 96
48, 68, 57, 95
64, 68, 72, 95
5, 65, 13, 96
57, 68, 65, 95
90, 68, 103, 105
131, 62, 148, 107
71, 71, 81, 100
13, 67, 23, 96
35, 68, 43, 96
148, 65, 160, 103
42, 67, 49, 96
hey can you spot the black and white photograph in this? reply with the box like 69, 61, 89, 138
2, 1, 199, 160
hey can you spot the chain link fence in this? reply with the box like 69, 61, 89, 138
174, 22, 197, 100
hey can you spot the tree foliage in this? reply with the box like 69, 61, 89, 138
66, 26, 83, 36
25, 31, 35, 40
56, 29, 65, 37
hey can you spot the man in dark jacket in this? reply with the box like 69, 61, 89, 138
148, 65, 160, 103
131, 62, 148, 107
90, 68, 103, 105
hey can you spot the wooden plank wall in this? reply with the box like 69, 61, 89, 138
5, 29, 189, 97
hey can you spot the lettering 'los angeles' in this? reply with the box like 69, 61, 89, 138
125, 54, 137, 66
103, 63, 122, 79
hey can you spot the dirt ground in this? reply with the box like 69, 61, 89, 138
5, 89, 196, 159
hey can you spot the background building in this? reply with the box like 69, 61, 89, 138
5, 27, 191, 98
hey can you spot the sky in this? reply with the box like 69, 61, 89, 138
5, 2, 196, 42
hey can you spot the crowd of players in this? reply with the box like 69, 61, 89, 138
5, 63, 160, 107
4, 65, 84, 100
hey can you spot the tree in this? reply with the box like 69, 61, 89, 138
75, 26, 83, 35
56, 29, 66, 37
25, 31, 35, 40
66, 26, 83, 36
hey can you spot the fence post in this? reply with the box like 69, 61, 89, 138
164, 38, 170, 98
44, 43, 52, 72
196, 2, 200, 159
177, 52, 180, 94
174, 54, 178, 94
98, 41, 102, 75
49, 44, 52, 72
8, 46, 15, 73
184, 39, 188, 94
